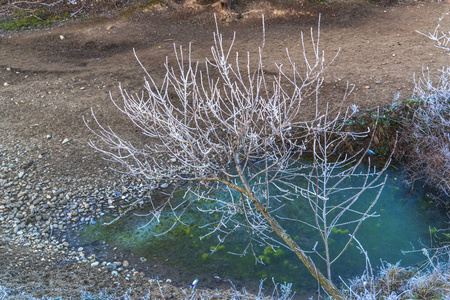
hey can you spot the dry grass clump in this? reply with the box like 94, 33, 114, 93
347, 254, 450, 299
0, 279, 296, 300
406, 263, 450, 300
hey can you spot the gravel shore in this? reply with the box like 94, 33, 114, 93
0, 132, 251, 299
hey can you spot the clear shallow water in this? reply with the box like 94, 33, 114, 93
74, 165, 447, 296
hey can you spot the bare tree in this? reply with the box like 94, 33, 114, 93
299, 116, 392, 281
86, 16, 391, 299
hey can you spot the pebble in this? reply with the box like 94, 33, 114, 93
91, 261, 100, 268
111, 270, 119, 277
107, 262, 117, 269
17, 190, 27, 198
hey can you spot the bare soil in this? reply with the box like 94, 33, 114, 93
1, 1, 450, 298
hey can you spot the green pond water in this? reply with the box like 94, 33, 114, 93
73, 165, 448, 296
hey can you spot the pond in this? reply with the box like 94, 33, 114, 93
70, 164, 448, 297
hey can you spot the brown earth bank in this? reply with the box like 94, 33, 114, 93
1, 1, 450, 299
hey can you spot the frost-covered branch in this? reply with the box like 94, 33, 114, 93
417, 20, 450, 52
86, 15, 390, 299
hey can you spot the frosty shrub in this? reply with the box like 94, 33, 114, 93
401, 21, 450, 205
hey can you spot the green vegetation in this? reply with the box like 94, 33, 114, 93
0, 9, 69, 30
331, 227, 350, 235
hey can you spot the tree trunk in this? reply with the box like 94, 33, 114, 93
251, 197, 345, 300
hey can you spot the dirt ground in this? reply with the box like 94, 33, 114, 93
1, 0, 450, 298
2, 0, 450, 177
